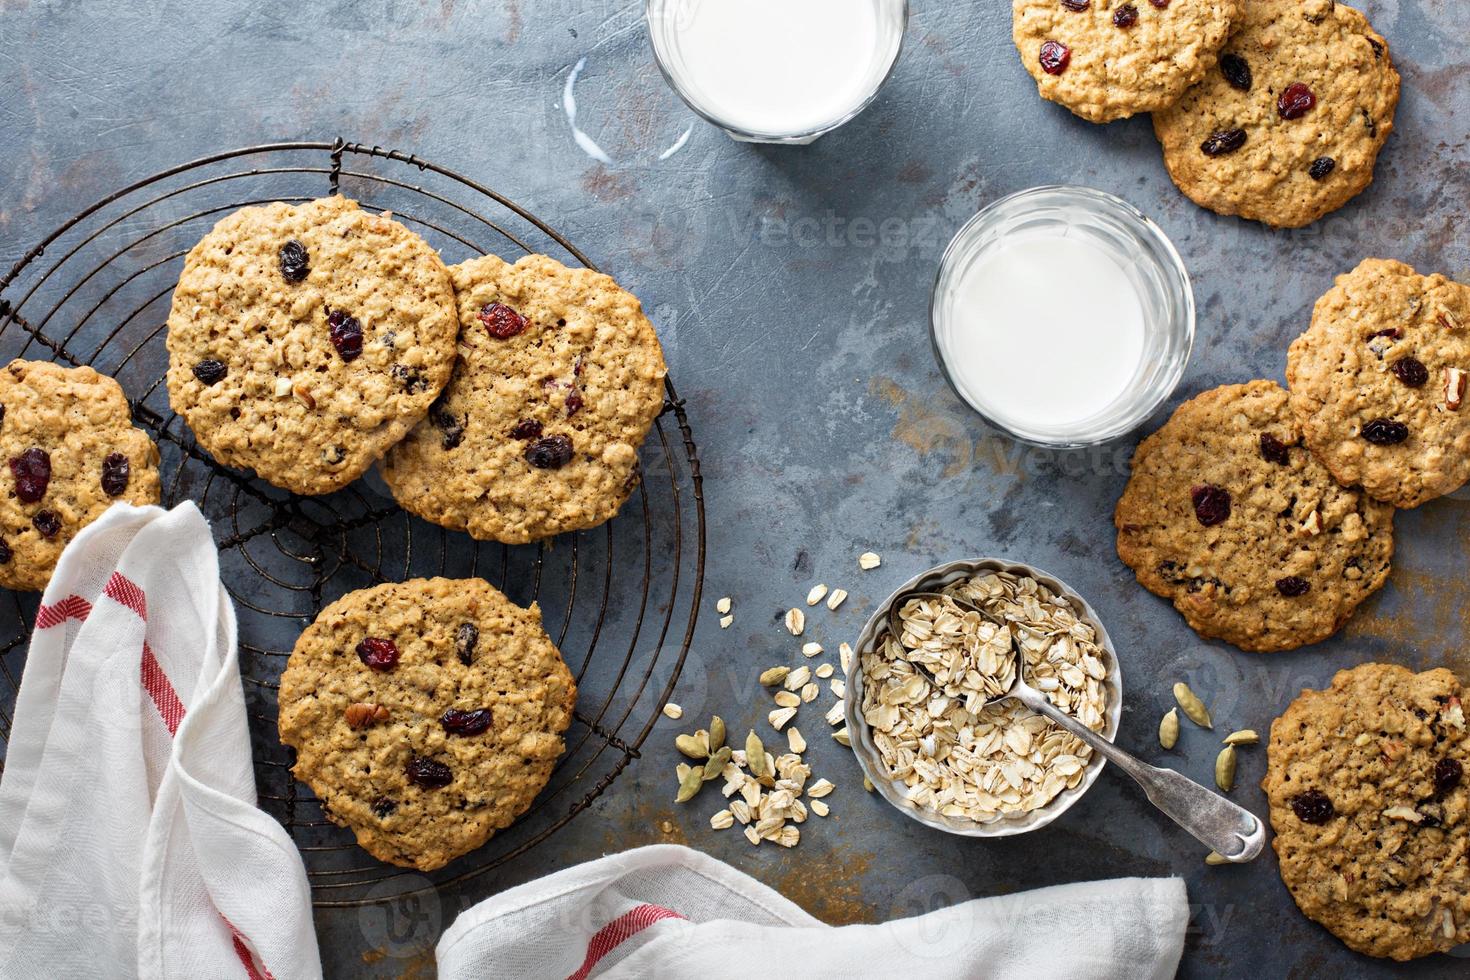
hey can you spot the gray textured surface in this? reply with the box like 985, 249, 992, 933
3, 0, 1469, 976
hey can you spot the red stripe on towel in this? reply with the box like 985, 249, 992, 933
104, 571, 148, 620
566, 904, 685, 980
35, 595, 92, 629
225, 916, 277, 980
140, 643, 185, 736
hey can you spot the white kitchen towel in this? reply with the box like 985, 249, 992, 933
437, 843, 1188, 980
0, 503, 321, 980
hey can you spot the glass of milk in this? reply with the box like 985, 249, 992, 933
644, 0, 907, 144
930, 186, 1195, 448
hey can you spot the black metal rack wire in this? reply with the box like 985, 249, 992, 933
0, 141, 705, 907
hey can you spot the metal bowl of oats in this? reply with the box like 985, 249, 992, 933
845, 557, 1123, 837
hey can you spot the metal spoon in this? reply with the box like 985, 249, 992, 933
889, 592, 1265, 862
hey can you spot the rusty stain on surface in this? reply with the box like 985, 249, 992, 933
771, 849, 877, 925
581, 164, 636, 203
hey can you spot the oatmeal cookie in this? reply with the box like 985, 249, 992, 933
1152, 0, 1399, 227
1265, 663, 1469, 959
1014, 0, 1238, 123
0, 360, 160, 591
1115, 380, 1393, 652
380, 253, 667, 544
278, 577, 577, 871
164, 196, 458, 495
1287, 258, 1470, 508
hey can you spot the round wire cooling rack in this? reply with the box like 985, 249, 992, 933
0, 141, 705, 907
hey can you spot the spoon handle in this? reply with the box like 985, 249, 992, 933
1012, 684, 1266, 862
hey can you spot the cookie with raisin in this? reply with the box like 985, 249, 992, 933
380, 253, 667, 544
1013, 0, 1239, 123
1287, 258, 1470, 508
278, 577, 577, 871
165, 197, 459, 495
1264, 663, 1469, 959
1115, 380, 1393, 652
0, 360, 161, 591
1152, 0, 1399, 227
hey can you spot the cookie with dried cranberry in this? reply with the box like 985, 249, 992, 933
1115, 381, 1393, 652
0, 360, 161, 592
278, 577, 577, 871
164, 196, 458, 495
1013, 0, 1238, 123
1152, 0, 1399, 227
380, 253, 667, 544
1264, 663, 1469, 959
1287, 259, 1470, 508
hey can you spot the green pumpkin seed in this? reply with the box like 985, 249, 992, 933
1215, 745, 1237, 792
709, 715, 726, 752
1205, 851, 1231, 866
675, 733, 708, 759
1222, 729, 1259, 746
1159, 708, 1180, 749
1173, 681, 1213, 729
675, 764, 705, 803
703, 745, 732, 781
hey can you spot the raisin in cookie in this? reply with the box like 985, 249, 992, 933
0, 360, 160, 591
1265, 663, 1469, 959
278, 577, 576, 871
381, 253, 667, 544
1014, 0, 1238, 123
165, 197, 458, 495
1287, 259, 1470, 509
1152, 0, 1399, 228
1115, 381, 1393, 652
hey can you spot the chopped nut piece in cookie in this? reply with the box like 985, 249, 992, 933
344, 702, 390, 730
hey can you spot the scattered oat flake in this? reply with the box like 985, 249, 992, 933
784, 665, 812, 691
769, 706, 798, 730
716, 597, 732, 614
802, 641, 823, 657
808, 778, 835, 798
784, 608, 805, 636
863, 776, 874, 792
815, 663, 834, 679
774, 690, 800, 708
800, 682, 819, 703
744, 826, 761, 846
787, 727, 807, 753
832, 727, 851, 746
806, 584, 828, 606
711, 809, 735, 830
830, 679, 846, 699
810, 799, 830, 817
859, 552, 881, 570
826, 588, 848, 610
825, 701, 846, 725
839, 642, 854, 673
662, 702, 684, 720
719, 615, 733, 629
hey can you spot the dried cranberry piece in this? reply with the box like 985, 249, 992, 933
1290, 789, 1335, 824
565, 389, 584, 417
430, 404, 465, 450
478, 302, 528, 339
1362, 418, 1409, 445
1148, 0, 1169, 7
1219, 53, 1252, 91
326, 309, 364, 362
10, 448, 51, 503
441, 707, 494, 736
1434, 758, 1463, 797
1390, 357, 1429, 388
279, 240, 309, 283
454, 622, 479, 665
1259, 433, 1291, 465
0, 540, 10, 564
0, 404, 7, 426
1277, 82, 1316, 120
525, 434, 574, 470
356, 637, 400, 671
509, 419, 543, 441
1275, 576, 1311, 597
32, 511, 61, 538
101, 453, 131, 497
1309, 156, 1336, 180
406, 756, 453, 788
1190, 485, 1231, 527
1039, 40, 1071, 76
371, 797, 396, 818
192, 359, 227, 385
1368, 37, 1384, 60
1200, 129, 1247, 156
1112, 3, 1138, 27
1061, 0, 1089, 9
